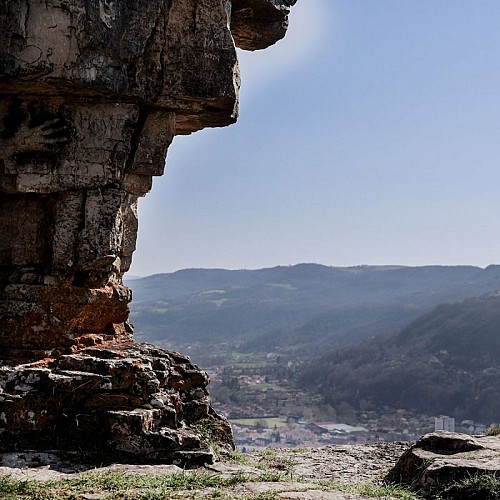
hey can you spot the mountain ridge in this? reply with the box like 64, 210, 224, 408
127, 263, 500, 354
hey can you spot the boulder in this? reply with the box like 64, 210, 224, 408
387, 432, 500, 498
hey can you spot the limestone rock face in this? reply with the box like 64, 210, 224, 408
0, 0, 295, 463
387, 432, 500, 498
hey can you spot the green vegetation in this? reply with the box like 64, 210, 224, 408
300, 294, 500, 423
219, 450, 255, 467
257, 449, 297, 473
218, 448, 297, 475
1, 472, 417, 500
486, 424, 500, 436
319, 480, 420, 499
435, 472, 500, 499
0, 470, 288, 500
254, 383, 286, 392
231, 418, 288, 429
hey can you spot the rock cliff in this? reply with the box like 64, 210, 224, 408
0, 0, 296, 465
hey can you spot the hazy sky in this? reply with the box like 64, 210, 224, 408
130, 1, 500, 276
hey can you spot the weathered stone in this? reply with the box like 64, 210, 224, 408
386, 432, 500, 498
0, 344, 232, 465
0, 0, 295, 463
231, 0, 297, 50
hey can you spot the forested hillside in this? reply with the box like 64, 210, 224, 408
299, 293, 500, 423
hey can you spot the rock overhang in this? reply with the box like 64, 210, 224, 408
0, 0, 295, 135
231, 0, 297, 51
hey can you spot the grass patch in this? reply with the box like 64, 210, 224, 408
257, 449, 296, 473
0, 463, 421, 500
243, 494, 280, 500
221, 449, 297, 475
0, 470, 289, 500
253, 383, 286, 393
230, 418, 288, 429
209, 492, 280, 500
319, 480, 420, 499
435, 472, 500, 499
220, 450, 255, 467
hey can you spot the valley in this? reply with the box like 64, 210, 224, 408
127, 264, 500, 449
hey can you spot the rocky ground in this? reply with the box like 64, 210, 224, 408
3, 433, 500, 499
0, 442, 415, 499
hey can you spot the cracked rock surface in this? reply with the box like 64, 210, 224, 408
0, 0, 295, 464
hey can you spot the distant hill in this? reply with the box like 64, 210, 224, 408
127, 264, 500, 354
299, 293, 500, 423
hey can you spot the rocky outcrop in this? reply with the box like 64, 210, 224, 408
0, 0, 295, 463
387, 432, 500, 498
0, 344, 232, 466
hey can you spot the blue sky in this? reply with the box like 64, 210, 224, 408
130, 1, 500, 276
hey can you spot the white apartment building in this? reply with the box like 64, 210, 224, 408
435, 416, 455, 432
